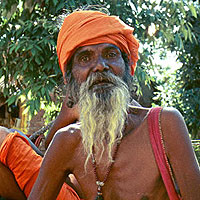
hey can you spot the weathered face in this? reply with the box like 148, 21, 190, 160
71, 43, 126, 84
75, 45, 130, 167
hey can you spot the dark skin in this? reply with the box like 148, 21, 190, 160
0, 162, 26, 200
45, 95, 79, 149
28, 43, 200, 200
0, 127, 26, 200
45, 95, 141, 149
0, 43, 141, 199
0, 98, 82, 199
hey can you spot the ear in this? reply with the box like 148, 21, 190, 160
63, 77, 67, 85
63, 71, 69, 85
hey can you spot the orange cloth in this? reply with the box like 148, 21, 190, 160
57, 10, 139, 76
0, 132, 80, 200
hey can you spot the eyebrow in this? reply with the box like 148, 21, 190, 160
103, 45, 122, 55
104, 44, 121, 51
104, 46, 121, 52
74, 49, 92, 59
74, 44, 121, 57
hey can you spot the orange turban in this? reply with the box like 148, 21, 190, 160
57, 10, 139, 76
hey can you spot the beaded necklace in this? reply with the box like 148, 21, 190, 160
91, 142, 121, 200
90, 107, 137, 199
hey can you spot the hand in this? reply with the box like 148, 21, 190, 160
62, 94, 80, 121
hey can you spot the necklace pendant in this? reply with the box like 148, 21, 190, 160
95, 194, 104, 200
96, 181, 104, 187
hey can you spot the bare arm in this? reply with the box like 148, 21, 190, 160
45, 95, 79, 148
0, 162, 26, 200
161, 107, 200, 200
45, 95, 140, 149
0, 127, 26, 199
28, 128, 79, 199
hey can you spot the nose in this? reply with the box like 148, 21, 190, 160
92, 57, 109, 73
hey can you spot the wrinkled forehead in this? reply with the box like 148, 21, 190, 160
72, 43, 122, 58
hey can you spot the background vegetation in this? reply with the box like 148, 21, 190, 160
0, 0, 199, 160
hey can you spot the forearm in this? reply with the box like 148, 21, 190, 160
0, 162, 26, 200
29, 132, 76, 200
45, 112, 77, 148
45, 95, 79, 149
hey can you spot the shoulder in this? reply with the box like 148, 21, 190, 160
159, 107, 190, 155
56, 122, 81, 138
126, 106, 150, 132
160, 107, 187, 135
0, 126, 10, 147
0, 126, 10, 134
161, 107, 184, 121
43, 123, 82, 169
48, 123, 82, 154
128, 105, 150, 116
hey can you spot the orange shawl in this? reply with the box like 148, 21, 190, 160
57, 10, 139, 76
0, 132, 80, 199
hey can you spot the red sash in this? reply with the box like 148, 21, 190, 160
148, 107, 182, 200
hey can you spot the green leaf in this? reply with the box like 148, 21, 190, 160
41, 87, 46, 96
29, 100, 35, 116
9, 44, 16, 54
53, 0, 58, 6
56, 1, 65, 12
6, 95, 17, 106
48, 39, 56, 46
15, 44, 21, 53
49, 78, 57, 85
175, 34, 184, 50
34, 45, 42, 52
35, 57, 41, 65
186, 24, 192, 43
18, 19, 25, 26
31, 48, 37, 57
33, 85, 42, 92
27, 44, 34, 51
69, 0, 76, 8
182, 26, 188, 41
191, 33, 198, 44
189, 3, 197, 18
16, 29, 23, 38
22, 62, 28, 70
34, 98, 41, 112
23, 105, 30, 115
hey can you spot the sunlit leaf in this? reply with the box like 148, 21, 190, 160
189, 3, 197, 18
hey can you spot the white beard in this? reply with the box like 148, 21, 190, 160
78, 71, 130, 167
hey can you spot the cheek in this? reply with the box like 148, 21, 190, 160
72, 67, 88, 84
113, 60, 126, 77
72, 68, 80, 82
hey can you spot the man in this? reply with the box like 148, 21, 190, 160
29, 10, 200, 199
0, 10, 200, 200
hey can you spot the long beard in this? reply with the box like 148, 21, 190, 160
78, 71, 130, 167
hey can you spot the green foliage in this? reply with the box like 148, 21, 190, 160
0, 0, 199, 141
192, 140, 200, 164
174, 13, 200, 138
152, 6, 200, 139
0, 0, 64, 116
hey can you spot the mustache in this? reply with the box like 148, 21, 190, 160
86, 71, 127, 90
66, 71, 128, 108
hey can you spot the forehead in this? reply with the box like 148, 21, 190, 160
73, 43, 121, 56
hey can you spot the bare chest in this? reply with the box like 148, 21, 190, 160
72, 121, 168, 200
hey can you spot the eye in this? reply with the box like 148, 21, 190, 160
105, 50, 119, 59
78, 55, 90, 63
108, 52, 117, 58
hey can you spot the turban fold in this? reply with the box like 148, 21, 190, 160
57, 10, 139, 76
